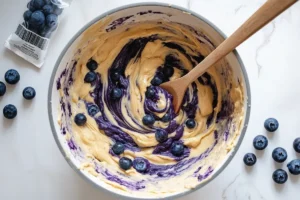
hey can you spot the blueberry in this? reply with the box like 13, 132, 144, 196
185, 118, 196, 129
23, 87, 36, 100
243, 153, 257, 166
145, 87, 155, 99
31, 0, 45, 9
112, 142, 125, 155
253, 135, 268, 150
84, 71, 97, 83
23, 10, 32, 21
86, 59, 98, 71
0, 82, 6, 96
74, 113, 87, 126
142, 114, 155, 126
272, 147, 287, 163
264, 118, 279, 132
46, 14, 58, 28
111, 88, 123, 100
287, 159, 300, 175
119, 157, 132, 170
110, 71, 120, 82
171, 141, 184, 157
87, 104, 99, 116
5, 69, 20, 85
293, 138, 300, 153
272, 169, 288, 184
39, 25, 56, 38
3, 104, 17, 119
133, 157, 149, 173
151, 76, 163, 86
162, 66, 174, 77
44, 0, 51, 4
29, 11, 45, 27
27, 1, 36, 11
161, 113, 171, 122
155, 129, 168, 143
42, 4, 54, 15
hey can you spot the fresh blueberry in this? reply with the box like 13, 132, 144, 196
155, 129, 168, 143
264, 118, 279, 132
23, 10, 32, 21
29, 11, 45, 27
31, 0, 45, 9
186, 118, 196, 129
171, 141, 184, 157
162, 66, 174, 77
293, 138, 300, 153
145, 87, 155, 99
110, 71, 120, 82
23, 87, 36, 100
253, 135, 268, 150
45, 14, 58, 28
272, 169, 288, 184
142, 114, 155, 126
74, 113, 87, 126
161, 113, 171, 122
272, 147, 287, 163
42, 4, 54, 15
87, 104, 99, 116
84, 71, 97, 83
151, 76, 163, 86
3, 104, 17, 119
86, 59, 98, 71
112, 142, 125, 155
0, 82, 6, 96
27, 1, 36, 11
44, 0, 51, 4
287, 159, 300, 175
119, 157, 132, 170
111, 88, 123, 100
39, 25, 56, 38
133, 157, 149, 173
5, 69, 20, 85
243, 153, 257, 166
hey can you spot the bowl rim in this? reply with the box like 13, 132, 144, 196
48, 2, 251, 200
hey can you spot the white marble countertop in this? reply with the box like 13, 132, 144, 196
0, 0, 300, 199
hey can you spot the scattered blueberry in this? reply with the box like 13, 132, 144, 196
74, 113, 87, 126
119, 157, 132, 170
155, 129, 168, 143
31, 0, 45, 9
46, 14, 58, 28
0, 82, 6, 96
151, 76, 163, 86
293, 138, 300, 153
264, 118, 279, 132
142, 114, 155, 126
87, 104, 99, 116
23, 10, 32, 21
243, 153, 257, 166
273, 169, 288, 184
145, 87, 155, 99
133, 157, 149, 173
186, 118, 196, 129
171, 141, 184, 157
110, 71, 120, 82
253, 135, 268, 150
84, 71, 97, 83
162, 66, 174, 77
5, 69, 20, 84
29, 11, 45, 27
3, 104, 17, 119
42, 4, 54, 15
287, 159, 300, 175
86, 59, 98, 71
112, 142, 125, 155
23, 87, 36, 100
161, 113, 171, 122
272, 147, 287, 163
111, 88, 123, 100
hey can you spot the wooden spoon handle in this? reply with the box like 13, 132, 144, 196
186, 0, 298, 82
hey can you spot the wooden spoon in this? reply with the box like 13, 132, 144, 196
160, 0, 298, 113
